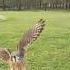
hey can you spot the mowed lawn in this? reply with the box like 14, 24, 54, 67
0, 10, 70, 70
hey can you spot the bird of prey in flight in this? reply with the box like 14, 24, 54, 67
0, 19, 45, 70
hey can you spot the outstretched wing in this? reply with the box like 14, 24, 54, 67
17, 19, 45, 57
0, 48, 11, 62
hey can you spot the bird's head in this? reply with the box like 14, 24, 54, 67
9, 54, 24, 70
10, 52, 23, 63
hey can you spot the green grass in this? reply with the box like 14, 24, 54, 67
0, 10, 70, 70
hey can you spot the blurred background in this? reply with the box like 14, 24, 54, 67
0, 0, 70, 11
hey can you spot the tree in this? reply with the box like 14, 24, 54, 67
3, 0, 5, 10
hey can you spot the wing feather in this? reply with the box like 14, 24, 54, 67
17, 19, 45, 57
0, 48, 11, 62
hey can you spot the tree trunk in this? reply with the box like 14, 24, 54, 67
17, 0, 21, 10
3, 0, 5, 10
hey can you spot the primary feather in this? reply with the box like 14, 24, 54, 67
17, 19, 45, 57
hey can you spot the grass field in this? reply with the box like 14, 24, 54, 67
0, 10, 70, 70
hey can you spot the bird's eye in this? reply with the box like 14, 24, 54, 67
14, 56, 16, 58
11, 56, 16, 62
